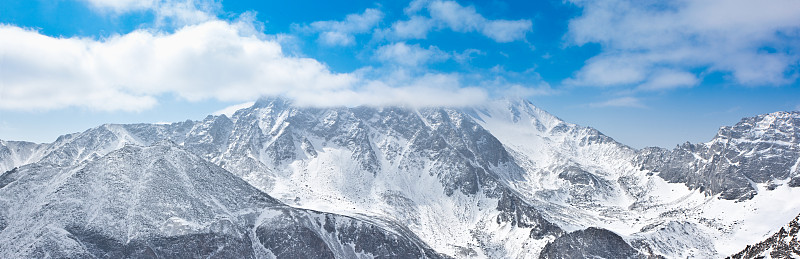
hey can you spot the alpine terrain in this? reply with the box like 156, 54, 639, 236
1, 97, 799, 258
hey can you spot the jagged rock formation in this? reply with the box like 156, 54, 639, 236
0, 98, 570, 257
636, 111, 800, 201
0, 142, 443, 258
729, 213, 800, 259
0, 140, 43, 174
539, 227, 643, 259
2, 98, 800, 258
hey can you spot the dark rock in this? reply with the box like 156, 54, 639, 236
728, 213, 800, 259
539, 227, 644, 259
636, 111, 800, 200
496, 191, 564, 239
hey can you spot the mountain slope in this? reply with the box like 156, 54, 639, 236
207, 98, 565, 257
0, 98, 601, 257
0, 141, 443, 258
637, 111, 800, 201
0, 140, 44, 174
729, 213, 800, 259
466, 99, 800, 258
2, 98, 800, 257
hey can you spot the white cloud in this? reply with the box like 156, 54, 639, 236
452, 49, 483, 64
0, 0, 544, 112
566, 0, 800, 88
0, 20, 497, 111
289, 73, 488, 108
637, 70, 698, 91
589, 97, 645, 108
387, 16, 432, 40
213, 101, 255, 117
82, 0, 157, 12
492, 84, 554, 99
563, 55, 646, 87
0, 21, 354, 111
481, 20, 533, 43
427, 1, 483, 32
375, 42, 449, 67
82, 0, 219, 28
301, 8, 384, 46
389, 0, 532, 42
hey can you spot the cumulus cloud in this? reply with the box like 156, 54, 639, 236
387, 0, 532, 42
0, 21, 356, 111
481, 20, 533, 43
0, 0, 552, 112
374, 42, 449, 67
0, 20, 498, 111
566, 0, 800, 88
427, 0, 483, 32
298, 8, 384, 46
386, 16, 432, 40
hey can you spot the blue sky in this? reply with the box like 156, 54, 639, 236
1, 0, 799, 148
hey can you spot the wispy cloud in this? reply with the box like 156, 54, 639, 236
81, 0, 158, 12
452, 49, 483, 64
385, 0, 532, 43
81, 0, 220, 28
297, 8, 384, 46
384, 16, 432, 40
565, 0, 800, 89
637, 70, 699, 91
213, 101, 255, 117
589, 97, 646, 108
374, 42, 449, 67
0, 0, 554, 112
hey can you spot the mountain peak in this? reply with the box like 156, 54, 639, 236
253, 96, 293, 110
468, 98, 566, 132
714, 110, 800, 142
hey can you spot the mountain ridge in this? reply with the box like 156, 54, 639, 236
0, 140, 446, 258
2, 97, 800, 258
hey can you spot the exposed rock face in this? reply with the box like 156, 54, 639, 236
0, 140, 43, 174
729, 213, 800, 259
0, 142, 444, 258
636, 111, 800, 200
0, 98, 565, 257
3, 98, 800, 258
539, 227, 644, 259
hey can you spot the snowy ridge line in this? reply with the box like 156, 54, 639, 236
2, 97, 800, 257
0, 140, 447, 258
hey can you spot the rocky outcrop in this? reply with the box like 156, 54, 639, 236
729, 213, 800, 259
636, 111, 800, 200
539, 227, 643, 259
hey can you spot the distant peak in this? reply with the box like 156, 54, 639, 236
253, 96, 293, 109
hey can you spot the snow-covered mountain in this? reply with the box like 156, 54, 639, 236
1, 97, 799, 258
637, 111, 800, 201
465, 100, 800, 258
0, 141, 443, 258
729, 213, 800, 258
0, 140, 44, 174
